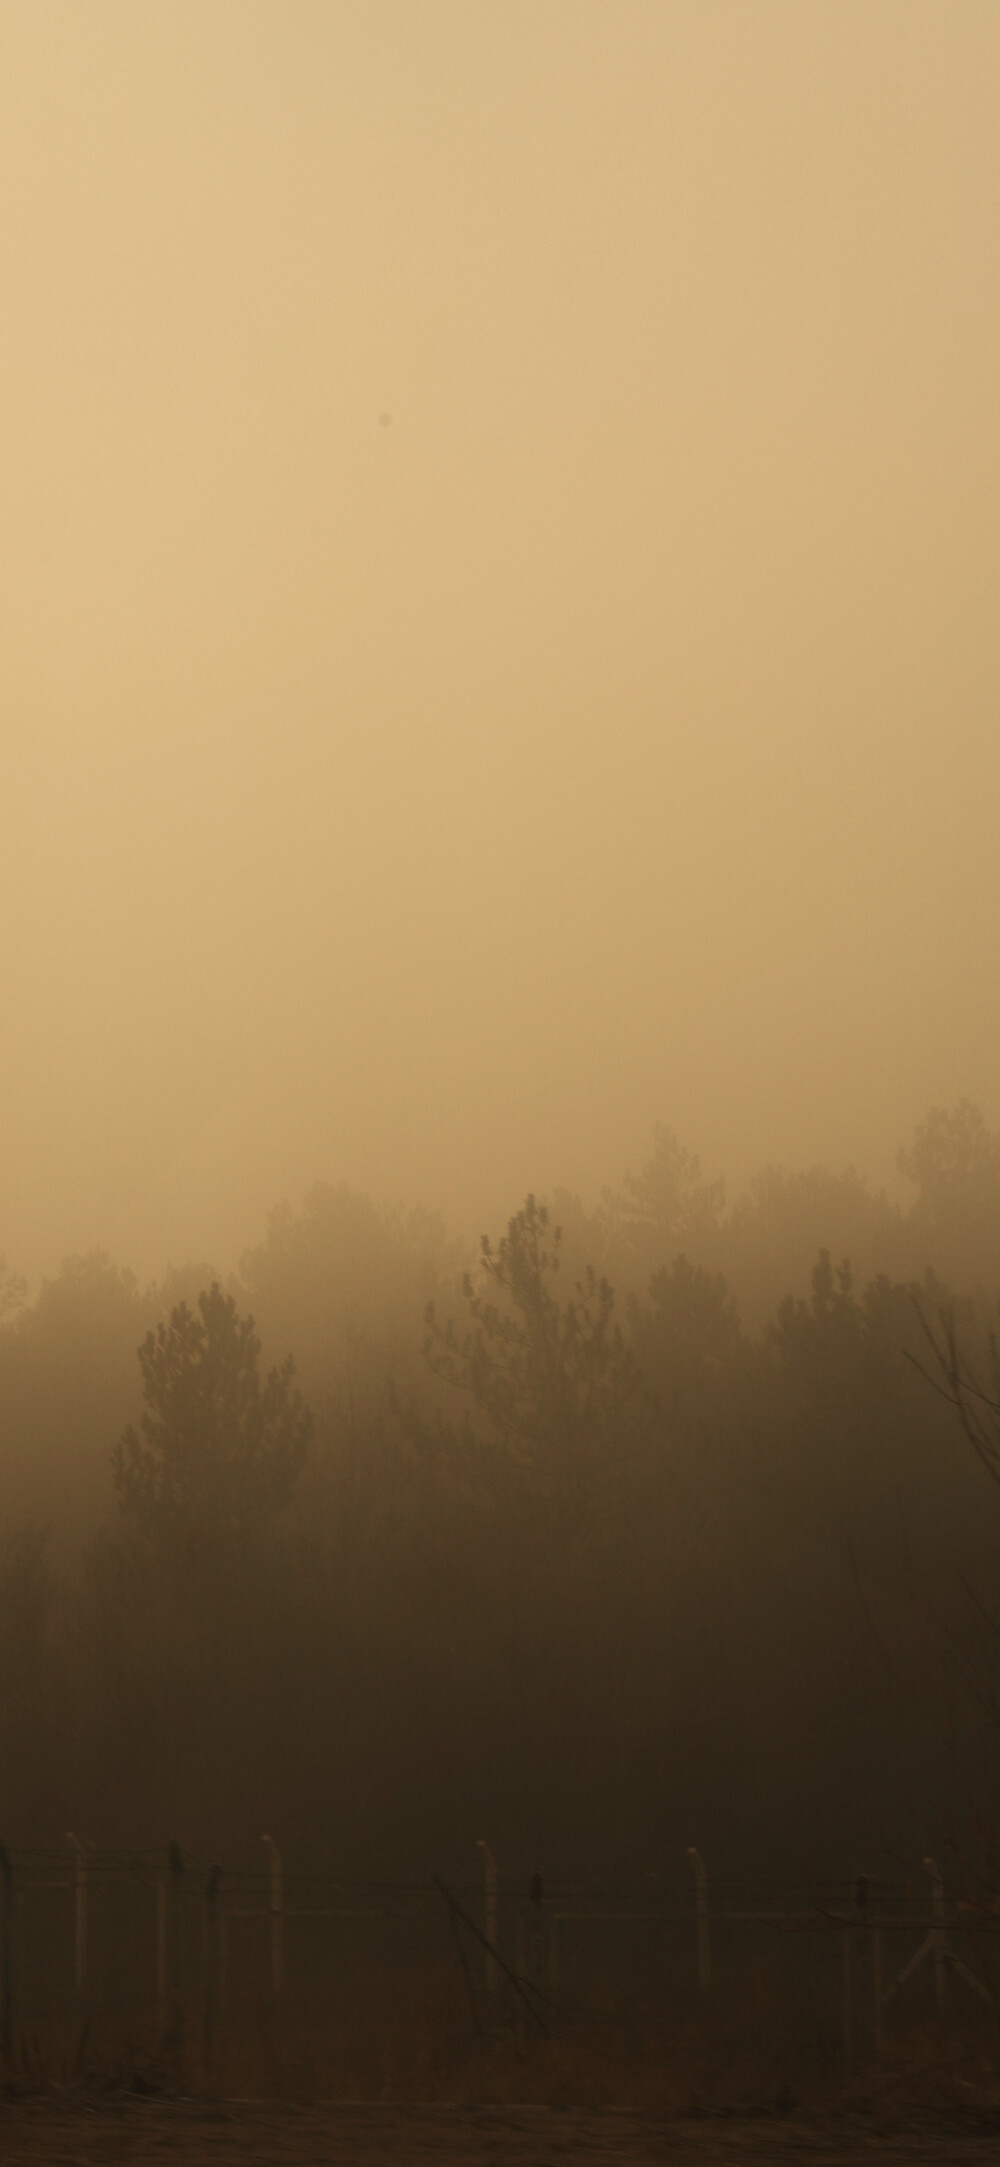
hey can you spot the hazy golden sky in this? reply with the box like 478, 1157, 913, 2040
2, 0, 998, 1282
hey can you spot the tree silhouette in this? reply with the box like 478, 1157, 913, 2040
113, 1283, 312, 1554
0, 1256, 26, 1322
424, 1196, 636, 1503
911, 1294, 1000, 1492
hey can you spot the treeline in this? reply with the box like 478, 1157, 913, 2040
2, 1103, 1000, 1878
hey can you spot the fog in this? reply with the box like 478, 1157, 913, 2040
0, 1093, 999, 1883
4, 2, 1000, 1893
1, 1, 997, 1290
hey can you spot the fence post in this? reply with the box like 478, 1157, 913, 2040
687, 1847, 711, 1997
529, 1872, 545, 1999
261, 1836, 283, 2000
923, 1857, 946, 2017
166, 1841, 184, 2070
872, 1923, 883, 2055
842, 1917, 854, 2083
66, 1833, 88, 2007
855, 1875, 881, 2059
204, 1865, 221, 2079
514, 1907, 526, 2054
0, 1843, 12, 2059
476, 1840, 498, 2000
219, 1901, 228, 2022
156, 1867, 167, 2042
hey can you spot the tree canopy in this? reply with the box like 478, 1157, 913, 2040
112, 1283, 312, 1556
424, 1195, 638, 1505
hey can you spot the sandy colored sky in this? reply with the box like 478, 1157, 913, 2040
1, 0, 998, 1286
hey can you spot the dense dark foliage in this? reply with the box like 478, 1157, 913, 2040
113, 1284, 313, 1556
1, 1104, 999, 1881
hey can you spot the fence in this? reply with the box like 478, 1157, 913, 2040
0, 1838, 997, 2094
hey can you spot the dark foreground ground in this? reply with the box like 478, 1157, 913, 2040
3, 2101, 1000, 2167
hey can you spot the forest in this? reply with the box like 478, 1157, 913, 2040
2, 1101, 1000, 1886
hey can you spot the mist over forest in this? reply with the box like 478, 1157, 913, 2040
2, 2, 999, 2009
3, 1101, 999, 1886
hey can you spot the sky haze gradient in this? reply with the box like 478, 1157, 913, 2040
2, 0, 998, 1284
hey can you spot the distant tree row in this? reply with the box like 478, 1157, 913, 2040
0, 1102, 998, 1876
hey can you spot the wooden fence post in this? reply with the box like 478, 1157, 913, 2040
687, 1847, 711, 1997
156, 1867, 167, 2043
0, 1843, 12, 2059
219, 1902, 228, 2022
204, 1865, 221, 2079
842, 1919, 854, 2083
529, 1872, 545, 1999
166, 1841, 183, 2071
872, 1923, 883, 2055
855, 1875, 881, 2059
476, 1841, 498, 2001
261, 1836, 283, 2000
66, 1833, 88, 2007
514, 1909, 526, 2053
924, 1857, 946, 2017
